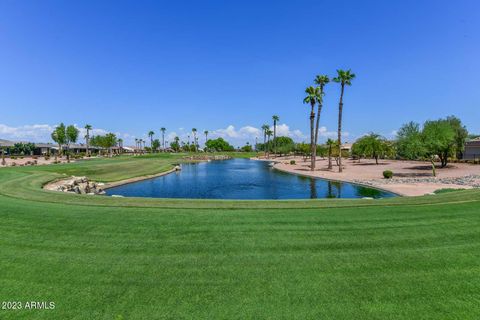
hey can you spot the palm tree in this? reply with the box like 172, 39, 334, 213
261, 124, 269, 156
272, 115, 279, 156
333, 69, 356, 172
303, 86, 322, 171
192, 128, 197, 152
160, 127, 166, 151
118, 138, 123, 154
326, 138, 335, 169
84, 124, 92, 157
204, 130, 209, 150
266, 129, 273, 158
148, 131, 155, 152
313, 75, 329, 164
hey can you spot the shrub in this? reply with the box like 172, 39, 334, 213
290, 160, 296, 165
383, 170, 393, 179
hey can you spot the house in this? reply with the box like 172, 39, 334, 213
463, 138, 480, 161
341, 142, 352, 153
0, 139, 103, 155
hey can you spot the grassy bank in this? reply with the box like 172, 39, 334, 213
0, 153, 479, 319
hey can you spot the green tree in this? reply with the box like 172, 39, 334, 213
446, 115, 468, 160
326, 138, 336, 169
160, 127, 166, 151
241, 143, 253, 152
303, 86, 322, 171
91, 133, 117, 157
313, 74, 330, 166
51, 123, 67, 160
333, 69, 356, 172
265, 129, 273, 156
295, 142, 311, 161
273, 136, 294, 155
422, 120, 456, 171
66, 125, 79, 162
205, 138, 234, 152
261, 124, 269, 156
148, 131, 155, 151
204, 130, 209, 147
396, 122, 425, 160
118, 138, 123, 154
152, 139, 160, 151
192, 128, 198, 152
272, 115, 279, 155
352, 133, 390, 164
170, 136, 180, 152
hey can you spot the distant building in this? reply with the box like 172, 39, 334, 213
463, 138, 480, 161
341, 142, 352, 153
0, 139, 103, 155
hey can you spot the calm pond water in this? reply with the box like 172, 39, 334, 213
106, 158, 396, 200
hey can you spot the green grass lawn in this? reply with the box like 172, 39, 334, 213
0, 153, 479, 319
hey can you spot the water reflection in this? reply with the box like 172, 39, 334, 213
309, 179, 317, 199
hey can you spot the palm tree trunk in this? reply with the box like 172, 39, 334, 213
337, 84, 345, 173
310, 103, 315, 171
328, 145, 332, 169
263, 132, 267, 157
273, 120, 277, 156
313, 102, 323, 171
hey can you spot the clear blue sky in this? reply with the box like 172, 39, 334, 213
1, 0, 479, 146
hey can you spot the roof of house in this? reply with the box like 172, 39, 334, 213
341, 143, 353, 150
0, 139, 104, 149
466, 137, 480, 146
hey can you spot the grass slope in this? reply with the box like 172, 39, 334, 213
0, 154, 479, 319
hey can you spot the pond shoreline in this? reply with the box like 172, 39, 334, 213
252, 156, 479, 196
103, 167, 179, 190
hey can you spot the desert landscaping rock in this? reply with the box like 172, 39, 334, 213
44, 176, 106, 195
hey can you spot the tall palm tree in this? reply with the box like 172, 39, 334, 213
160, 127, 166, 151
326, 138, 335, 169
272, 115, 279, 156
303, 86, 322, 171
192, 128, 197, 152
261, 124, 269, 156
333, 69, 356, 172
148, 131, 155, 152
204, 130, 209, 144
313, 75, 329, 165
84, 124, 92, 157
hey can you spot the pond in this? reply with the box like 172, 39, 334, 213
105, 158, 397, 200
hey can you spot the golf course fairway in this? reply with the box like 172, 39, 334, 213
1, 154, 479, 319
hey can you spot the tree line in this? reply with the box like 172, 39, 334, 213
350, 115, 469, 176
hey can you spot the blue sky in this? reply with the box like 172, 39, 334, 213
1, 0, 479, 146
